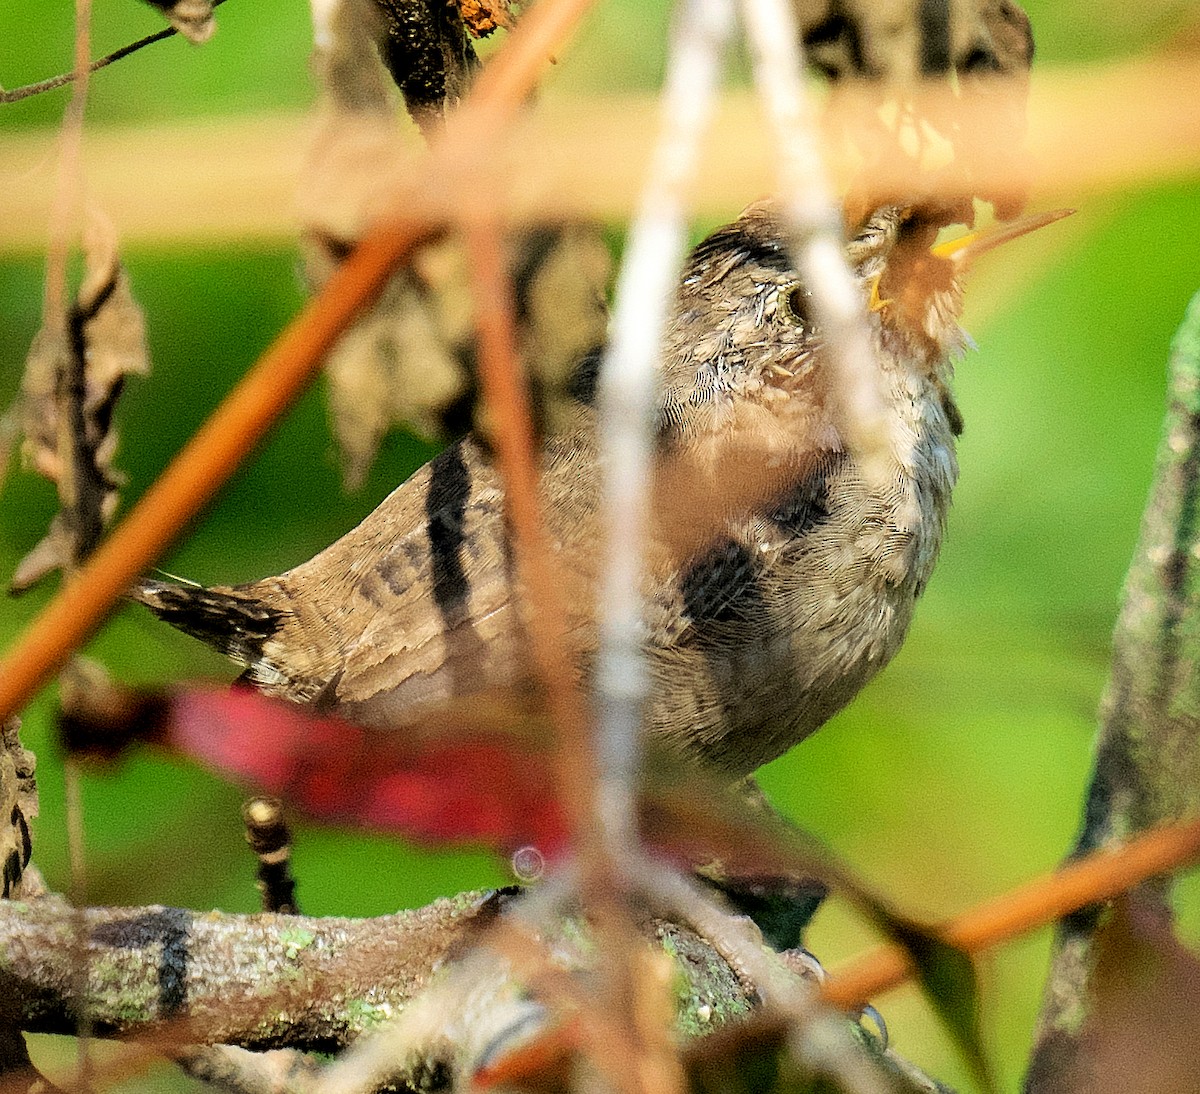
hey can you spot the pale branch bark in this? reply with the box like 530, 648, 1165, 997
1, 892, 505, 1051
1026, 290, 1200, 1090
594, 0, 734, 852
0, 891, 949, 1091
0, 892, 766, 1053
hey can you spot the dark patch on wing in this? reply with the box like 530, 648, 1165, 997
942, 387, 964, 436
425, 441, 473, 626
567, 345, 604, 406
680, 539, 765, 629
438, 344, 480, 439
137, 580, 284, 667
686, 220, 793, 281
918, 0, 952, 75
765, 454, 846, 537
957, 41, 1002, 74
375, 554, 407, 599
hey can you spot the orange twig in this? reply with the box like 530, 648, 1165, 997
0, 219, 434, 722
0, 0, 600, 725
461, 218, 602, 862
823, 816, 1200, 1010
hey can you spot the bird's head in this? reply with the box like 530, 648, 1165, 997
656, 201, 1070, 451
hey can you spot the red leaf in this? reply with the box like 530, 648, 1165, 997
168, 685, 570, 856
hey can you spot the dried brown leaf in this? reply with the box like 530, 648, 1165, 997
459, 0, 516, 37
140, 0, 216, 45
309, 226, 611, 489
0, 720, 37, 901
8, 213, 148, 591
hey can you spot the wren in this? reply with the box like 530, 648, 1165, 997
136, 202, 1061, 778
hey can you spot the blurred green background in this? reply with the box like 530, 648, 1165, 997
2, 1, 1200, 1090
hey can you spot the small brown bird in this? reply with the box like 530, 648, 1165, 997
137, 203, 1058, 777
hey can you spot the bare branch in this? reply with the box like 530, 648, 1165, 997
1026, 292, 1200, 1089
0, 0, 230, 106
1, 893, 499, 1050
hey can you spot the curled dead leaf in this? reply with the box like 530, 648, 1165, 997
140, 0, 217, 45
459, 0, 516, 38
1, 719, 38, 900
306, 225, 610, 490
7, 212, 149, 591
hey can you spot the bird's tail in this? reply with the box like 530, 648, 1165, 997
133, 578, 285, 668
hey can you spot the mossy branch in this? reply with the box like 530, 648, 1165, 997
1, 893, 500, 1051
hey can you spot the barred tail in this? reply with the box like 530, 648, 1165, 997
133, 578, 285, 668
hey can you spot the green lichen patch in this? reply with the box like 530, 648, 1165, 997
278, 925, 317, 960
658, 924, 753, 1039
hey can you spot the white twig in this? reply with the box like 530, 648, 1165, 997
740, 0, 894, 483
594, 0, 735, 854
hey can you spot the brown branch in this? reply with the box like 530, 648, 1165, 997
0, 893, 496, 1050
824, 815, 1200, 1011
0, 0, 600, 727
0, 892, 765, 1081
1025, 290, 1200, 1088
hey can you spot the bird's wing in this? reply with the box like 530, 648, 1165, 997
309, 426, 597, 727
319, 437, 519, 724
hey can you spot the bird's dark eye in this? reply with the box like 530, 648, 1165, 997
777, 281, 813, 327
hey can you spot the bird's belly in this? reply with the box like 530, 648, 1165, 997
644, 445, 952, 777
646, 570, 919, 777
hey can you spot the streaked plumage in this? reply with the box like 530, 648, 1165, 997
138, 203, 968, 778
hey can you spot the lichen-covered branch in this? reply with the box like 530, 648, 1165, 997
0, 892, 767, 1053
1026, 290, 1200, 1089
0, 890, 952, 1090
1, 892, 501, 1051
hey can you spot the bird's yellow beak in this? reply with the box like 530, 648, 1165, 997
931, 208, 1075, 267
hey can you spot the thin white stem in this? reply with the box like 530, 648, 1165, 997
594, 0, 735, 853
740, 0, 894, 483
